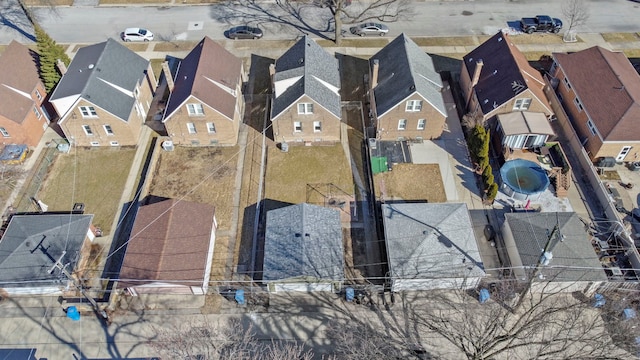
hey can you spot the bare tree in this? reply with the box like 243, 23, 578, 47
211, 0, 413, 44
149, 318, 314, 360
561, 0, 590, 42
408, 283, 633, 359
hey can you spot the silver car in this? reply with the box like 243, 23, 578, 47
350, 22, 389, 36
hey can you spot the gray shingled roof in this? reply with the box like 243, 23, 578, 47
0, 214, 92, 289
263, 203, 344, 282
504, 212, 607, 282
50, 38, 149, 122
371, 33, 445, 118
382, 203, 485, 280
271, 36, 341, 120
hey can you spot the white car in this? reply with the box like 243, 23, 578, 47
122, 28, 154, 42
350, 23, 389, 36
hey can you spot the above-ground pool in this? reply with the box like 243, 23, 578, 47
500, 159, 550, 200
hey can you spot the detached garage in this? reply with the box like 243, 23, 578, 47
263, 203, 344, 293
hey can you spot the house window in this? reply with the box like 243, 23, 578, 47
563, 77, 572, 90
207, 122, 216, 133
82, 125, 93, 135
313, 121, 322, 132
405, 100, 422, 112
79, 106, 97, 118
294, 121, 302, 132
103, 125, 114, 136
298, 103, 314, 114
90, 141, 100, 147
187, 103, 204, 116
417, 119, 426, 130
134, 87, 139, 98
33, 107, 42, 119
187, 122, 197, 134
513, 98, 532, 111
398, 119, 407, 130
574, 97, 584, 112
0, 127, 9, 137
587, 120, 597, 136
35, 89, 42, 100
110, 141, 120, 147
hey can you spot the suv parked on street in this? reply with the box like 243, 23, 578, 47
520, 15, 562, 34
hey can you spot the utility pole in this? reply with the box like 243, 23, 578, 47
50, 251, 109, 320
515, 223, 560, 310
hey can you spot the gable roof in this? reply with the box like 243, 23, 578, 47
263, 203, 344, 282
0, 41, 42, 124
382, 203, 485, 280
497, 111, 554, 136
0, 214, 92, 289
504, 212, 607, 282
463, 31, 549, 115
271, 36, 341, 120
553, 46, 640, 142
163, 37, 243, 122
119, 198, 216, 288
371, 33, 446, 117
50, 38, 149, 122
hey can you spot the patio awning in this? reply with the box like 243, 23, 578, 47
498, 112, 554, 136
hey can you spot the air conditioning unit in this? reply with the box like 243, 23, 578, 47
162, 140, 174, 151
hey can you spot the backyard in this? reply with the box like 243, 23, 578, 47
264, 144, 354, 206
38, 147, 136, 235
374, 163, 447, 203
147, 146, 239, 232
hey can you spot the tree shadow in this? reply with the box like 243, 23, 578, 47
0, 1, 35, 42
209, 0, 334, 40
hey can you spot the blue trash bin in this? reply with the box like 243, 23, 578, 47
66, 306, 81, 321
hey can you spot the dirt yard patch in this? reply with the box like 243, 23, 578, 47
374, 163, 446, 202
264, 144, 354, 205
38, 148, 136, 235
147, 146, 239, 231
599, 170, 621, 181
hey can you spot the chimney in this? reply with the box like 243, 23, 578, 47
162, 61, 175, 92
269, 63, 276, 77
56, 59, 67, 75
371, 59, 379, 88
471, 59, 484, 87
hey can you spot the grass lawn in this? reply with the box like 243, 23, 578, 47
374, 163, 446, 202
601, 33, 640, 43
38, 147, 136, 235
147, 146, 239, 232
265, 144, 354, 205
153, 41, 200, 52
508, 33, 566, 44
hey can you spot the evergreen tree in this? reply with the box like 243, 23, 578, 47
487, 182, 499, 201
35, 25, 70, 92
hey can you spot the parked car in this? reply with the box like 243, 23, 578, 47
350, 22, 389, 36
520, 15, 562, 34
228, 26, 263, 40
121, 28, 154, 42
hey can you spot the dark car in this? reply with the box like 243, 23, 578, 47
228, 26, 263, 40
520, 15, 562, 34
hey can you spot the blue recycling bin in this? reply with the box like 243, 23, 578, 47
235, 289, 246, 305
66, 306, 80, 321
479, 288, 490, 304
593, 293, 606, 308
345, 287, 355, 302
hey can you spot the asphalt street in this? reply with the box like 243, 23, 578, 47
1, 0, 640, 44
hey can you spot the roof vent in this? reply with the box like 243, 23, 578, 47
409, 84, 416, 91
88, 64, 94, 69
498, 37, 503, 42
